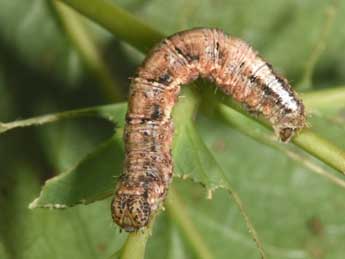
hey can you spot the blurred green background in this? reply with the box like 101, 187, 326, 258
0, 0, 345, 258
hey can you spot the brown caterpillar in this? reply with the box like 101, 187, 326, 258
111, 28, 306, 232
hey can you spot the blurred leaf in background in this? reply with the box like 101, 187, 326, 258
0, 0, 345, 259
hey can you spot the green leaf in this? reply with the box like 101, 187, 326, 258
29, 133, 124, 208
196, 113, 345, 259
2, 0, 345, 258
25, 102, 127, 207
0, 163, 127, 259
29, 88, 266, 258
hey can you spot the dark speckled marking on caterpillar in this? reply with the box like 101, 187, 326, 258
111, 28, 306, 232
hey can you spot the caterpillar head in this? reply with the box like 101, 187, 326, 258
111, 193, 151, 232
275, 105, 306, 142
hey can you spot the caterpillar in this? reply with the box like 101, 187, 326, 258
111, 28, 306, 232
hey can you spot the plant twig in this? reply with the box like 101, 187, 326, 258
59, 0, 163, 53
293, 130, 345, 176
216, 103, 345, 189
118, 223, 153, 259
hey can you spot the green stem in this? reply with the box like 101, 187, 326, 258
208, 89, 345, 175
166, 187, 214, 259
216, 103, 345, 188
53, 0, 123, 102
293, 130, 345, 175
59, 0, 163, 53
119, 226, 152, 259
